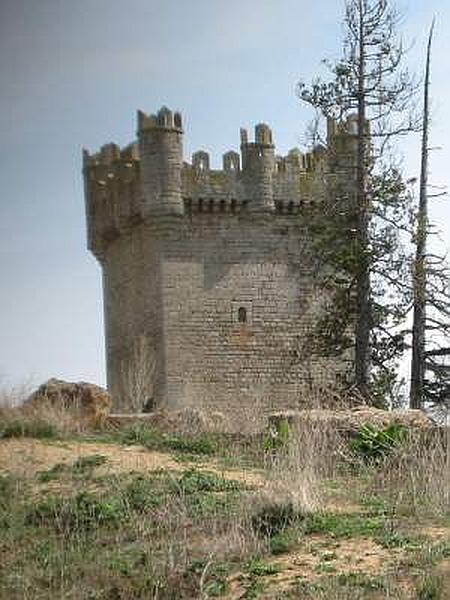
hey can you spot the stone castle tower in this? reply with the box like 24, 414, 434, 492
83, 107, 356, 413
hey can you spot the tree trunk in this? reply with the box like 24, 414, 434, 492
410, 20, 435, 409
355, 0, 371, 398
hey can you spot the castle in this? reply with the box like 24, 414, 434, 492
83, 107, 355, 413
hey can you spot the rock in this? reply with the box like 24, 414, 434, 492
268, 406, 434, 435
26, 378, 112, 427
106, 407, 226, 434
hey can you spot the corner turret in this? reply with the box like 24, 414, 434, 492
240, 123, 275, 211
138, 106, 184, 216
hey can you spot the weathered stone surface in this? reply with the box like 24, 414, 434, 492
27, 378, 112, 427
84, 107, 358, 413
106, 407, 226, 435
268, 407, 434, 434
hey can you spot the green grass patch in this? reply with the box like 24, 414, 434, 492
244, 557, 280, 577
119, 424, 218, 456
302, 511, 385, 538
37, 462, 67, 482
269, 526, 299, 555
0, 418, 57, 440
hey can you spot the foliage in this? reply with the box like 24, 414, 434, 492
298, 0, 418, 401
264, 417, 290, 451
350, 423, 407, 462
244, 557, 280, 577
72, 454, 107, 472
120, 423, 218, 456
251, 502, 299, 538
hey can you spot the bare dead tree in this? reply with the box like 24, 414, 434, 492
410, 20, 434, 410
409, 20, 450, 415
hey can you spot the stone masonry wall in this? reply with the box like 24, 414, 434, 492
84, 107, 356, 413
159, 213, 344, 417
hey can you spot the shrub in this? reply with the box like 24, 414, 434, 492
72, 454, 107, 472
251, 502, 299, 538
350, 423, 407, 463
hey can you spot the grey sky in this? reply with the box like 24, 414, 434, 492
1, 0, 449, 388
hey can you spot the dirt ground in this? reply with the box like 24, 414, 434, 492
0, 437, 265, 487
1, 436, 449, 599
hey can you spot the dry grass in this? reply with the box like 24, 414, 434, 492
264, 416, 351, 513
374, 428, 450, 518
1, 396, 449, 599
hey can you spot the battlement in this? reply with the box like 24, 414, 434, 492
83, 107, 356, 260
137, 106, 183, 133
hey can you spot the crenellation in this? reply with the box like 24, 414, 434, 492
83, 105, 357, 412
223, 151, 240, 173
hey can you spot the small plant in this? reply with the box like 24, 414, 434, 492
72, 454, 107, 472
244, 557, 280, 577
25, 491, 126, 531
336, 572, 387, 591
264, 417, 290, 452
252, 502, 299, 537
37, 463, 67, 482
301, 511, 384, 539
176, 468, 242, 494
350, 423, 407, 463
269, 527, 298, 555
120, 424, 218, 456
417, 574, 443, 600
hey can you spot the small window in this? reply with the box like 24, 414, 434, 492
238, 306, 247, 323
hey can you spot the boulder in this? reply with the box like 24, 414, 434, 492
27, 378, 112, 427
268, 406, 434, 435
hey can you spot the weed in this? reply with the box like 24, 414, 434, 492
301, 511, 384, 538
25, 491, 126, 531
120, 424, 218, 456
269, 527, 299, 555
315, 562, 337, 574
124, 474, 167, 511
264, 417, 290, 452
244, 558, 280, 577
252, 502, 299, 537
37, 462, 67, 482
176, 468, 242, 494
72, 454, 107, 472
350, 423, 407, 463
336, 572, 387, 590
375, 530, 421, 550
417, 574, 443, 600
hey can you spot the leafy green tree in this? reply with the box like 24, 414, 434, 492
298, 0, 417, 402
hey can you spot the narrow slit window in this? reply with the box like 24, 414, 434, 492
238, 306, 247, 323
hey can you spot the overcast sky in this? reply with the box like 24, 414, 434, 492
1, 0, 449, 390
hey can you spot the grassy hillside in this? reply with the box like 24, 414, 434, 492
0, 405, 449, 599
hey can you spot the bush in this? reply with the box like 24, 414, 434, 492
350, 423, 407, 463
251, 502, 299, 538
